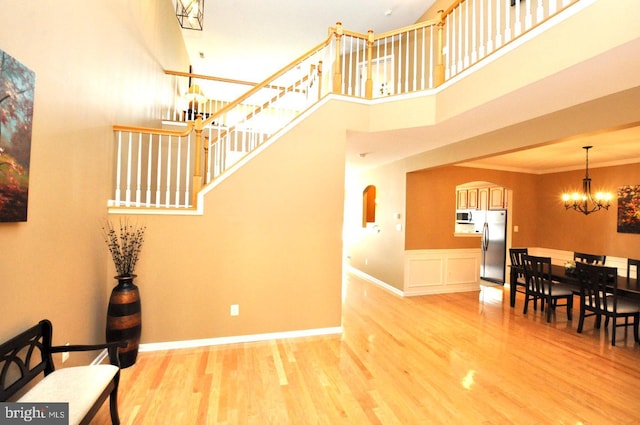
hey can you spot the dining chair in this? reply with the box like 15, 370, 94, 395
627, 258, 640, 280
575, 262, 640, 346
522, 255, 574, 323
573, 252, 606, 265
508, 248, 528, 308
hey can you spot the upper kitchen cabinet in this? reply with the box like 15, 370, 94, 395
457, 184, 506, 210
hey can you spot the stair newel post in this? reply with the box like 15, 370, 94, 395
435, 9, 446, 87
332, 22, 343, 94
192, 114, 205, 207
365, 29, 374, 99
203, 135, 209, 185
317, 60, 323, 99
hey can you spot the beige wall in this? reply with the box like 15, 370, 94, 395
406, 167, 539, 249
405, 162, 640, 259
0, 0, 189, 361
537, 163, 640, 258
127, 100, 351, 343
345, 161, 407, 289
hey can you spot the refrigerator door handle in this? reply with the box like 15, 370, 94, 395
482, 222, 489, 251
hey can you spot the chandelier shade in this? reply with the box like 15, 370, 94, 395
184, 84, 206, 103
562, 146, 612, 215
176, 0, 204, 31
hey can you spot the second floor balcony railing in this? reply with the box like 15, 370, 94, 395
110, 0, 582, 212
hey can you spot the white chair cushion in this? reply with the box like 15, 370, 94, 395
18, 365, 118, 425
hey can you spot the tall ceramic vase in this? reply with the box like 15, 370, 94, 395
106, 275, 142, 368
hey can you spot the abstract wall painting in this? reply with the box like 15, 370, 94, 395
617, 185, 640, 234
0, 49, 35, 222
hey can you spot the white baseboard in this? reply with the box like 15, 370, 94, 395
345, 265, 405, 297
138, 326, 343, 353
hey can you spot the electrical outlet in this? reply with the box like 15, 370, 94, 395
230, 304, 239, 316
62, 343, 70, 363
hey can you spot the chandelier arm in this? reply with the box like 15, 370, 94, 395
561, 146, 611, 216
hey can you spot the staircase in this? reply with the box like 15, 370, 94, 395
109, 0, 582, 213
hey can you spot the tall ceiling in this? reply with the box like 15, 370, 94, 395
179, 0, 435, 82
174, 0, 640, 175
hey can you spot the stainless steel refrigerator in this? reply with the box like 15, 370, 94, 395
477, 210, 507, 284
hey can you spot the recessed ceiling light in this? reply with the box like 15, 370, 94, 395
385, 9, 393, 16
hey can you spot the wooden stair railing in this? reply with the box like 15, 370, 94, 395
110, 0, 583, 213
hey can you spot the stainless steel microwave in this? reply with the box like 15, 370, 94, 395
456, 211, 473, 223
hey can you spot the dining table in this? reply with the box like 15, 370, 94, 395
550, 264, 640, 296
510, 264, 640, 302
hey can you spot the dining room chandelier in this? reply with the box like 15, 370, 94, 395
176, 0, 204, 31
562, 146, 612, 215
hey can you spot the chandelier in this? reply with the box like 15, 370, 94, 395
176, 0, 204, 31
562, 146, 612, 215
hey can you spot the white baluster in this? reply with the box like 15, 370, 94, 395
420, 27, 426, 90
549, 0, 557, 15
515, 0, 522, 36
504, 0, 512, 43
175, 136, 181, 207
125, 132, 132, 207
135, 133, 142, 206
479, 0, 486, 58
471, 0, 478, 63
165, 136, 172, 207
347, 36, 353, 95
457, 6, 464, 71
487, 0, 494, 53
145, 134, 152, 207
525, 0, 533, 29
405, 30, 410, 93
464, 0, 470, 68
428, 25, 434, 88
115, 132, 122, 206
155, 135, 162, 208
184, 134, 191, 207
397, 34, 403, 94
495, 0, 503, 48
536, 0, 544, 23
341, 36, 347, 94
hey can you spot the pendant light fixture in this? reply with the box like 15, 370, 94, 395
562, 146, 612, 215
176, 0, 204, 31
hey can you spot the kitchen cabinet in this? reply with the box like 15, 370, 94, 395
478, 187, 489, 211
467, 189, 479, 209
489, 186, 506, 209
457, 185, 506, 211
457, 189, 468, 210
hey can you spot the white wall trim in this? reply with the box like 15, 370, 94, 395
404, 248, 482, 296
137, 326, 343, 353
346, 265, 405, 297
528, 247, 628, 276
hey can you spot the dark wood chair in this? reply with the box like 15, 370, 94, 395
576, 262, 640, 346
573, 252, 606, 265
627, 258, 640, 280
508, 248, 528, 308
522, 255, 574, 322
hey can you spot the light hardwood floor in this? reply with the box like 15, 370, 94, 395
94, 272, 640, 424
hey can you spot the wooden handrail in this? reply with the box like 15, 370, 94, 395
329, 17, 439, 43
164, 70, 258, 87
205, 70, 315, 148
442, 0, 465, 18
112, 122, 195, 137
374, 18, 439, 40
165, 70, 293, 92
198, 34, 334, 129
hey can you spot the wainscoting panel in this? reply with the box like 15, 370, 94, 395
529, 247, 628, 276
404, 249, 481, 296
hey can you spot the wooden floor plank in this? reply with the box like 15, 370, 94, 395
94, 272, 640, 424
